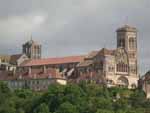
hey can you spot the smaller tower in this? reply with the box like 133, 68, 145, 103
22, 38, 42, 59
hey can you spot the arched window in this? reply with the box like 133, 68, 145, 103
117, 77, 129, 87
129, 38, 136, 49
117, 63, 128, 72
118, 38, 125, 48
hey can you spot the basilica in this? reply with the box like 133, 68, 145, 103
76, 25, 139, 88
0, 25, 140, 90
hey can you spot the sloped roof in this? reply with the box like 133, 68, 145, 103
99, 48, 115, 56
9, 54, 22, 65
85, 48, 114, 59
21, 55, 85, 67
85, 51, 99, 59
77, 60, 93, 67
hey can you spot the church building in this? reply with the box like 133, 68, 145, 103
0, 25, 140, 90
76, 25, 139, 88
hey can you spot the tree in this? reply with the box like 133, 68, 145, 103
14, 89, 34, 99
63, 83, 85, 104
0, 82, 11, 102
113, 98, 129, 111
0, 103, 16, 113
0, 82, 10, 94
96, 109, 114, 113
55, 102, 79, 113
41, 84, 66, 112
129, 89, 146, 107
16, 108, 25, 113
33, 103, 50, 113
0, 82, 149, 113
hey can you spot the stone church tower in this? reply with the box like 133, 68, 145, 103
22, 38, 42, 59
116, 25, 138, 77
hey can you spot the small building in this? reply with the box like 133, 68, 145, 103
0, 55, 11, 70
0, 54, 28, 72
9, 54, 28, 66
0, 68, 66, 91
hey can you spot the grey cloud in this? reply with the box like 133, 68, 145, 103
0, 0, 150, 74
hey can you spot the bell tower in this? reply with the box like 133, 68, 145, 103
22, 38, 42, 59
116, 25, 138, 77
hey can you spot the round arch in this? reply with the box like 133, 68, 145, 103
117, 76, 129, 87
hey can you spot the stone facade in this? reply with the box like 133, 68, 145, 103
76, 25, 139, 88
0, 25, 140, 91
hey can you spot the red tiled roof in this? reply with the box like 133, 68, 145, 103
21, 55, 85, 67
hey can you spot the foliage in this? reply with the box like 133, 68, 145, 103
0, 81, 149, 113
55, 102, 78, 113
33, 103, 50, 113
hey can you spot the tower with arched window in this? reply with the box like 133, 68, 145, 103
22, 39, 42, 59
116, 25, 138, 77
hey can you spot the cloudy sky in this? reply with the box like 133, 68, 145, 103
0, 0, 150, 74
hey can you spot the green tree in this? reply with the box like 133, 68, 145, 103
63, 84, 85, 104
0, 82, 10, 94
96, 109, 114, 113
113, 98, 129, 111
129, 89, 146, 107
16, 108, 25, 113
56, 102, 78, 113
33, 103, 50, 113
42, 84, 66, 112
14, 89, 34, 99
0, 82, 11, 104
0, 103, 16, 113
